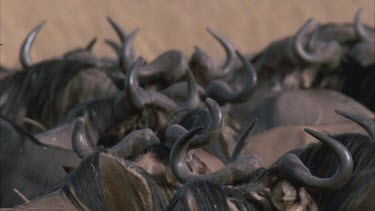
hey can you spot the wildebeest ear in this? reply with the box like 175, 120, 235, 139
270, 180, 318, 211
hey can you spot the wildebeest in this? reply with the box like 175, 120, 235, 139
0, 114, 166, 208
105, 17, 190, 90
0, 115, 80, 207
57, 56, 199, 148
166, 125, 352, 210
12, 120, 220, 210
0, 22, 119, 131
167, 110, 374, 210
250, 9, 374, 91
294, 111, 375, 210
228, 89, 374, 135
189, 28, 258, 105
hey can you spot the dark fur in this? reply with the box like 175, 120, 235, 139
167, 180, 230, 211
0, 59, 115, 129
167, 169, 277, 211
63, 149, 105, 211
297, 133, 375, 210
63, 146, 179, 210
313, 61, 375, 112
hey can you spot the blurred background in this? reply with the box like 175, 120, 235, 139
1, 0, 374, 68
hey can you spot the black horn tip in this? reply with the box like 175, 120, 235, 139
85, 37, 98, 51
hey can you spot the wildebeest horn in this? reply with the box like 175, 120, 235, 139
205, 50, 257, 105
164, 98, 222, 148
72, 117, 95, 159
124, 57, 178, 113
119, 28, 140, 71
170, 126, 263, 185
181, 68, 200, 109
354, 8, 374, 43
230, 118, 257, 162
107, 17, 139, 70
125, 57, 146, 111
335, 110, 375, 139
293, 19, 341, 64
189, 98, 223, 148
85, 37, 98, 51
107, 17, 127, 41
20, 21, 45, 69
206, 28, 236, 78
275, 128, 353, 191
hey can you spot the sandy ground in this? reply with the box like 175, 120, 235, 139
0, 0, 374, 68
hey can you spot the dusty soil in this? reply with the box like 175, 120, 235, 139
1, 0, 374, 68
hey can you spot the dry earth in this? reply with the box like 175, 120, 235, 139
0, 0, 374, 68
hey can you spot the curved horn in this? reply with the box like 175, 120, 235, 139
206, 50, 257, 105
335, 110, 375, 139
107, 17, 138, 70
171, 126, 263, 184
119, 28, 139, 71
123, 58, 179, 114
72, 117, 95, 159
20, 21, 45, 69
275, 128, 353, 191
293, 19, 341, 64
107, 17, 126, 41
354, 8, 374, 43
125, 58, 145, 111
189, 98, 223, 148
207, 28, 236, 78
230, 118, 257, 162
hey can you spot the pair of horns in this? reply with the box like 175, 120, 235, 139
294, 8, 374, 64
192, 29, 257, 104
122, 57, 199, 114
107, 17, 139, 71
205, 50, 257, 105
170, 116, 260, 185
171, 120, 353, 191
274, 128, 353, 191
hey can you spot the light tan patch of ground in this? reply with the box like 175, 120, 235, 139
0, 0, 374, 68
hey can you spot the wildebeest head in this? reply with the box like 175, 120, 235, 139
189, 29, 258, 105
189, 28, 237, 84
106, 17, 189, 89
252, 9, 374, 91
167, 124, 353, 210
